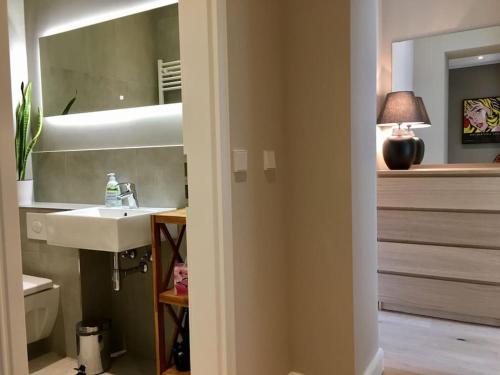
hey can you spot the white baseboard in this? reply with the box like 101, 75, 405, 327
364, 347, 384, 375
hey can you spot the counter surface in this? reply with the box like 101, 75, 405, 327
378, 163, 500, 177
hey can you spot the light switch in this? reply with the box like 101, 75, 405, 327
233, 149, 248, 172
263, 150, 276, 170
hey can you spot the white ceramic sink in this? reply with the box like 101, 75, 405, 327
46, 207, 173, 252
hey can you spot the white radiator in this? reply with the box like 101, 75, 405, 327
158, 59, 181, 104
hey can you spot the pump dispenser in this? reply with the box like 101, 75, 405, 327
105, 173, 120, 207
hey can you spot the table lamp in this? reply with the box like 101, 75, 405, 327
377, 91, 425, 170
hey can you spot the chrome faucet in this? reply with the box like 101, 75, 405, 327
117, 182, 139, 208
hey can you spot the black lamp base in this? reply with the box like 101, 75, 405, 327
413, 137, 425, 164
383, 136, 416, 170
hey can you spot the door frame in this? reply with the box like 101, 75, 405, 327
178, 0, 236, 374
0, 0, 29, 373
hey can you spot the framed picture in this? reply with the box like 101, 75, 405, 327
463, 96, 500, 144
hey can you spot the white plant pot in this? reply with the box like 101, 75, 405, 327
17, 180, 34, 206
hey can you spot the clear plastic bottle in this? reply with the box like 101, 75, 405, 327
105, 173, 120, 207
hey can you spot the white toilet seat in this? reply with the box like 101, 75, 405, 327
23, 274, 53, 296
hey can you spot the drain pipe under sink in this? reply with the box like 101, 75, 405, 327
112, 250, 151, 291
112, 253, 121, 291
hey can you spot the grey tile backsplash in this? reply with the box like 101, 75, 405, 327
33, 146, 186, 208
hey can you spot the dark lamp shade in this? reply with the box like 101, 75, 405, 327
414, 96, 431, 128
377, 91, 425, 126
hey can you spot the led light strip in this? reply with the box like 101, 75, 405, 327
44, 103, 182, 127
41, 0, 178, 37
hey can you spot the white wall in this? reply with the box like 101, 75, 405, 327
7, 0, 28, 111
352, 0, 383, 374
392, 26, 500, 163
379, 0, 500, 102
392, 40, 414, 91
7, 0, 30, 178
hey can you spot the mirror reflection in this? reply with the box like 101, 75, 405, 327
392, 26, 500, 164
39, 3, 180, 117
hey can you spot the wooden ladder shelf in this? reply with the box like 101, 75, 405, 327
151, 208, 190, 375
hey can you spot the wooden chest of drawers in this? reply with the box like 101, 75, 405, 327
378, 165, 500, 326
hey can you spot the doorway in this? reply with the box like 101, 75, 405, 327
377, 2, 500, 374
0, 0, 233, 374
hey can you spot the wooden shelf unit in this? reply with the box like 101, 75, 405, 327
152, 208, 189, 375
159, 289, 189, 308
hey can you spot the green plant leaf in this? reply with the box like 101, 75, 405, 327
21, 107, 43, 180
15, 83, 28, 179
14, 81, 42, 181
19, 82, 32, 180
15, 102, 22, 179
61, 90, 77, 115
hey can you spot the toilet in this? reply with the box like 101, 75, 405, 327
23, 274, 60, 344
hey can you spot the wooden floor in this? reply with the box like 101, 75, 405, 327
380, 311, 500, 375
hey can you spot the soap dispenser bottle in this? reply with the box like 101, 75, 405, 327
105, 173, 120, 207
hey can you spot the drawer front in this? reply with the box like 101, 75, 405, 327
379, 273, 500, 320
378, 176, 500, 210
378, 209, 500, 249
378, 242, 500, 284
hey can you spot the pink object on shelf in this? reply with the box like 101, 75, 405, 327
174, 263, 188, 296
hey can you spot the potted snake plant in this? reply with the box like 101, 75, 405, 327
15, 82, 43, 205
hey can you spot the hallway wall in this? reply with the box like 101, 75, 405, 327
284, 0, 379, 374
284, 1, 355, 373
225, 0, 380, 374
226, 1, 289, 374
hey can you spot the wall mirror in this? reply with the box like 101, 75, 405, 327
39, 3, 180, 117
392, 26, 500, 165
33, 2, 183, 152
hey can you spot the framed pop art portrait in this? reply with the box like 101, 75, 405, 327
463, 96, 500, 144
